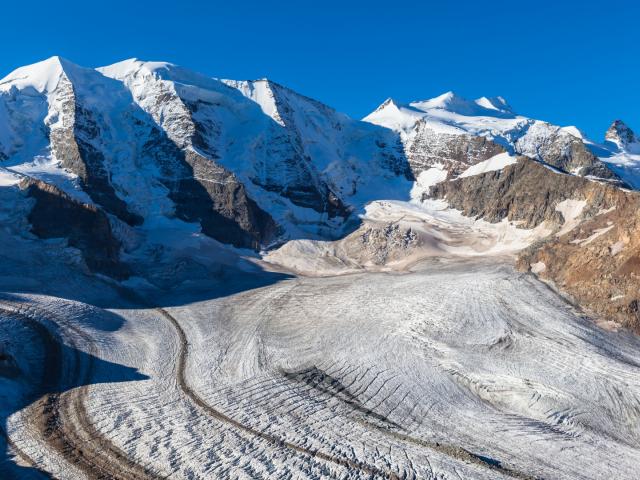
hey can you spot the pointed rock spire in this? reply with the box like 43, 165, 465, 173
605, 120, 638, 148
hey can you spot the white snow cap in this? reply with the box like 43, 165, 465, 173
0, 56, 80, 93
97, 58, 176, 80
410, 91, 514, 117
474, 95, 512, 113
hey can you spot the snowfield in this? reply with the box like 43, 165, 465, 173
2, 256, 640, 479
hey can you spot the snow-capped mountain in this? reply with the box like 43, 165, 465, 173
0, 57, 411, 258
1, 56, 639, 303
594, 120, 640, 188
363, 90, 626, 185
97, 59, 412, 235
606, 119, 639, 149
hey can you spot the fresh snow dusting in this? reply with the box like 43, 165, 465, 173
222, 78, 285, 125
530, 261, 546, 273
0, 56, 67, 93
474, 95, 512, 112
458, 152, 518, 178
0, 168, 21, 186
559, 125, 585, 139
364, 90, 531, 145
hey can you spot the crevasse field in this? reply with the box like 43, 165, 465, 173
2, 254, 640, 479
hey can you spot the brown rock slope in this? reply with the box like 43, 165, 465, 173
431, 156, 640, 332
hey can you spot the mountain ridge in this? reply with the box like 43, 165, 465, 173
2, 56, 640, 332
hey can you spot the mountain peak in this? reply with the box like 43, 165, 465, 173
418, 90, 462, 109
605, 119, 638, 149
474, 95, 512, 113
371, 97, 400, 113
97, 58, 177, 80
408, 91, 515, 118
0, 55, 83, 93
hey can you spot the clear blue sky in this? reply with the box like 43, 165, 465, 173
2, 0, 638, 139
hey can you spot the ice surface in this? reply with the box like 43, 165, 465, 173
3, 256, 640, 478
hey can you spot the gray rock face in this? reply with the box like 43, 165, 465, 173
513, 123, 622, 182
358, 223, 419, 265
21, 178, 127, 278
137, 121, 278, 249
406, 122, 507, 176
605, 120, 638, 148
177, 149, 277, 249
429, 157, 612, 228
187, 91, 347, 218
253, 81, 350, 216
49, 74, 143, 226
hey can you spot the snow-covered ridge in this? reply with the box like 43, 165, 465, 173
0, 56, 71, 93
1, 56, 639, 256
364, 90, 639, 187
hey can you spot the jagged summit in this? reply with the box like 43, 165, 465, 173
605, 119, 638, 149
370, 97, 401, 113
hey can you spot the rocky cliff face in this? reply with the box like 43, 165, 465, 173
429, 155, 640, 332
48, 71, 144, 226
517, 188, 640, 334
430, 158, 616, 228
513, 123, 621, 182
20, 178, 127, 278
605, 120, 638, 148
404, 121, 507, 176
364, 92, 627, 186
100, 61, 410, 239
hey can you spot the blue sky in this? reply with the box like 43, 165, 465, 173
1, 0, 638, 139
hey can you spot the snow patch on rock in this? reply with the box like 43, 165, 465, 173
458, 152, 517, 178
555, 199, 587, 236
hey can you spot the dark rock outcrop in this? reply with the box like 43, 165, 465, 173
21, 179, 128, 279
514, 126, 623, 183
605, 120, 638, 147
140, 125, 278, 250
175, 150, 277, 249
